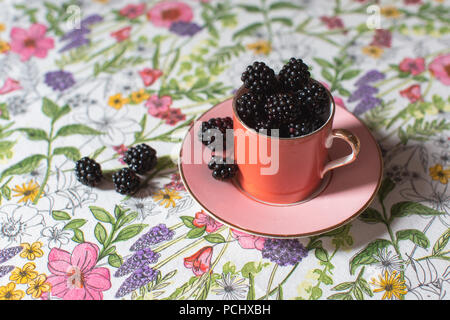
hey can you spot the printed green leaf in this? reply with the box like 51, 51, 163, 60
55, 124, 102, 137
0, 141, 15, 161
94, 223, 107, 244
63, 219, 87, 230
269, 2, 303, 10
327, 292, 350, 300
357, 278, 373, 297
108, 253, 123, 268
15, 128, 48, 141
391, 202, 445, 219
113, 224, 147, 242
237, 4, 262, 12
432, 229, 450, 256
53, 104, 71, 122
187, 226, 206, 239
310, 286, 322, 300
396, 229, 430, 248
90, 146, 106, 160
1, 154, 46, 180
232, 23, 264, 40
51, 210, 71, 221
321, 68, 334, 82
89, 206, 115, 224
359, 207, 384, 224
42, 97, 60, 119
72, 229, 85, 243
180, 216, 196, 228
378, 178, 395, 203
0, 103, 10, 120
246, 273, 255, 300
313, 58, 334, 69
204, 233, 226, 243
116, 211, 138, 228
349, 239, 391, 274
315, 247, 329, 262
340, 69, 361, 80
53, 147, 81, 161
270, 17, 293, 27
331, 282, 353, 291
353, 287, 364, 300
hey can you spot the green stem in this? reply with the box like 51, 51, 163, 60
376, 79, 414, 98
97, 223, 120, 262
257, 262, 299, 300
261, 0, 273, 43
264, 263, 279, 300
33, 124, 54, 205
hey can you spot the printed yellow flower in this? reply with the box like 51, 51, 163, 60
12, 180, 41, 203
108, 93, 129, 110
362, 45, 384, 59
0, 283, 25, 300
153, 188, 182, 208
0, 40, 10, 53
26, 274, 51, 299
93, 0, 110, 3
381, 6, 401, 19
9, 262, 38, 284
246, 40, 272, 55
429, 164, 450, 184
0, 23, 5, 32
20, 242, 44, 260
131, 89, 150, 104
371, 271, 407, 300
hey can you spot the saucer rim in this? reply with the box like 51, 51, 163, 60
178, 100, 383, 239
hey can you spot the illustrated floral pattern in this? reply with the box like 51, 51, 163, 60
0, 0, 449, 300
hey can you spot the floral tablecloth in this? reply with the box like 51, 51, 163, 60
0, 0, 449, 301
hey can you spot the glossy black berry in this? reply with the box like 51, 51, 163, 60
198, 117, 233, 150
75, 157, 103, 187
284, 114, 325, 138
295, 80, 330, 116
112, 168, 140, 195
264, 93, 300, 124
123, 144, 157, 174
236, 92, 265, 125
241, 61, 277, 94
279, 58, 311, 91
207, 156, 237, 181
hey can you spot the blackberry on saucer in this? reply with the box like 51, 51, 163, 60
75, 157, 103, 187
264, 92, 300, 124
123, 143, 157, 174
279, 58, 311, 91
198, 117, 233, 150
112, 168, 140, 195
295, 80, 329, 116
241, 61, 278, 94
236, 92, 265, 124
208, 156, 237, 181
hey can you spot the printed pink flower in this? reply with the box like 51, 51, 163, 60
46, 242, 111, 300
400, 84, 422, 103
404, 0, 422, 4
147, 1, 193, 28
161, 108, 186, 125
192, 211, 223, 233
370, 29, 392, 48
111, 26, 132, 42
146, 94, 172, 115
184, 246, 213, 277
119, 4, 146, 19
0, 78, 21, 95
231, 229, 265, 251
139, 68, 163, 86
164, 173, 185, 191
10, 23, 54, 61
320, 16, 345, 30
399, 57, 425, 76
113, 144, 128, 164
429, 54, 450, 86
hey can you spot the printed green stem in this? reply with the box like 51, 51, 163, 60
376, 79, 414, 98
258, 262, 300, 299
260, 0, 273, 43
33, 123, 55, 205
98, 223, 120, 262
264, 263, 279, 300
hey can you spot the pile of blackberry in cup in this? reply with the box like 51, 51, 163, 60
237, 58, 330, 137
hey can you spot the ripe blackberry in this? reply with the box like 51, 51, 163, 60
198, 117, 233, 150
207, 156, 237, 181
279, 58, 311, 91
253, 118, 276, 136
123, 144, 157, 174
241, 61, 277, 94
295, 80, 329, 116
75, 157, 103, 187
112, 168, 140, 195
236, 92, 265, 124
264, 93, 300, 124
284, 115, 324, 138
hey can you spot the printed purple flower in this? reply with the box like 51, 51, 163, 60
61, 27, 90, 41
80, 14, 104, 28
348, 85, 379, 103
353, 95, 382, 115
115, 265, 159, 298
261, 239, 308, 266
44, 70, 76, 92
169, 21, 202, 37
355, 70, 386, 87
114, 248, 160, 277
60, 15, 103, 52
0, 246, 23, 264
0, 265, 14, 278
130, 224, 175, 251
60, 36, 90, 52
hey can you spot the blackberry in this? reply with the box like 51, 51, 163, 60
75, 157, 103, 187
295, 80, 329, 116
198, 117, 233, 150
236, 92, 265, 124
207, 156, 237, 181
112, 168, 140, 195
279, 58, 311, 91
123, 144, 157, 174
284, 115, 324, 138
264, 93, 300, 124
241, 61, 277, 94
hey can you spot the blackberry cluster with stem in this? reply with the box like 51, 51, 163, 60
235, 58, 330, 138
198, 117, 233, 150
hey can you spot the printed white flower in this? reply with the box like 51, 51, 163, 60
0, 205, 45, 245
40, 224, 73, 248
212, 273, 248, 300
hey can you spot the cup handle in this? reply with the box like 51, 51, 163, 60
320, 129, 360, 178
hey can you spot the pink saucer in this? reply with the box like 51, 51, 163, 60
179, 99, 382, 238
